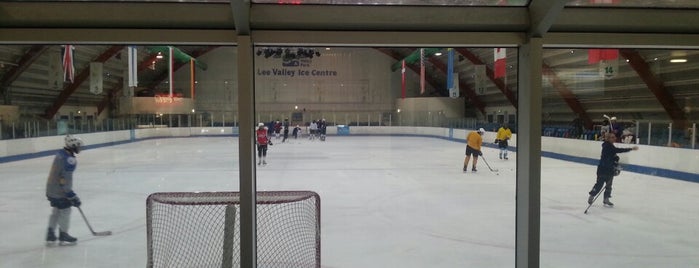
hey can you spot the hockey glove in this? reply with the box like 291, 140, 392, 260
66, 191, 81, 207
478, 151, 483, 156
494, 139, 500, 144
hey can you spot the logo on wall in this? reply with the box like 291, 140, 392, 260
283, 58, 311, 67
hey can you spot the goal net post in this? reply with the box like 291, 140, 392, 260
146, 191, 321, 268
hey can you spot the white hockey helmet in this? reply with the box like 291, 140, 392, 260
258, 122, 265, 127
477, 128, 486, 134
64, 135, 83, 153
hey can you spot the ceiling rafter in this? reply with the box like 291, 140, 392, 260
620, 49, 688, 128
44, 45, 124, 119
541, 63, 593, 130
0, 45, 48, 104
455, 48, 517, 109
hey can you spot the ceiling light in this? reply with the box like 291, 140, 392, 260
670, 59, 687, 63
156, 52, 163, 59
434, 52, 442, 56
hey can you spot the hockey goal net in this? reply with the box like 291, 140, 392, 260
146, 191, 320, 268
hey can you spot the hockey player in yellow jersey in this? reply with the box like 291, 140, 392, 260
463, 128, 485, 172
495, 124, 512, 160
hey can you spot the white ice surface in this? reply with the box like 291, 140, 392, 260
1, 136, 698, 268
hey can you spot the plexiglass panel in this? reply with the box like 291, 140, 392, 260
253, 46, 518, 267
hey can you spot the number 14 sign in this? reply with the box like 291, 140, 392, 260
599, 59, 619, 79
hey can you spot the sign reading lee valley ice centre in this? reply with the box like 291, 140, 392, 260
256, 68, 338, 78
256, 58, 339, 78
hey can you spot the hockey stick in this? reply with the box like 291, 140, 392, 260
479, 154, 499, 173
584, 188, 604, 214
77, 207, 112, 236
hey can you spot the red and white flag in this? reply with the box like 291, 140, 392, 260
62, 45, 75, 83
420, 48, 425, 94
494, 48, 506, 79
588, 49, 619, 64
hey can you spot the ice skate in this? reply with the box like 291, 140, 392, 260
59, 231, 77, 245
257, 160, 261, 166
471, 167, 477, 172
463, 166, 468, 173
46, 228, 57, 244
603, 197, 614, 207
262, 159, 267, 165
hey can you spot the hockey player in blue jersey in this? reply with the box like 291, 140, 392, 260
45, 135, 83, 244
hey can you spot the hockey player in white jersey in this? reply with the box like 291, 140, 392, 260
45, 135, 83, 244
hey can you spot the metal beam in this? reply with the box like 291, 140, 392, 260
146, 47, 217, 91
0, 45, 47, 104
541, 64, 594, 129
230, 0, 250, 35
527, 0, 565, 38
455, 48, 517, 109
44, 45, 124, 119
620, 49, 688, 128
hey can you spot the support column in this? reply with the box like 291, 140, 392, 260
237, 35, 257, 268
516, 37, 542, 268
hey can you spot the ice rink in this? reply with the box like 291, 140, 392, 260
1, 135, 698, 268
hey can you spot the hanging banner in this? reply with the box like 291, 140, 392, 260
89, 62, 103, 94
123, 69, 133, 97
127, 46, 138, 87
474, 64, 487, 95
599, 58, 619, 79
449, 72, 460, 99
48, 49, 62, 89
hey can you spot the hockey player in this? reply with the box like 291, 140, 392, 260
45, 135, 83, 244
495, 124, 512, 160
309, 120, 318, 140
256, 123, 272, 165
587, 132, 638, 206
292, 125, 301, 139
274, 121, 282, 139
318, 118, 327, 141
463, 128, 485, 172
282, 118, 290, 143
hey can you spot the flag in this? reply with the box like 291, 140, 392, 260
190, 58, 196, 100
475, 65, 487, 95
401, 60, 406, 99
127, 46, 138, 87
450, 72, 460, 99
89, 62, 103, 94
588, 49, 619, 64
494, 48, 506, 79
62, 45, 75, 83
420, 48, 425, 94
168, 46, 174, 97
447, 48, 454, 91
48, 50, 62, 89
